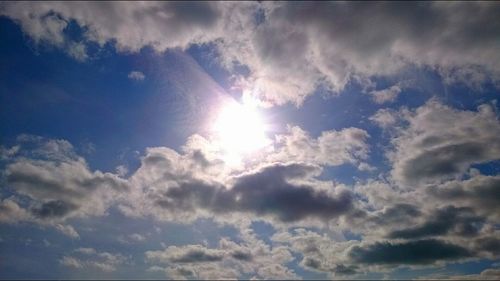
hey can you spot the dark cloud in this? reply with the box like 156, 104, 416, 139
474, 237, 500, 256
230, 250, 253, 261
231, 163, 353, 221
375, 203, 422, 224
332, 264, 358, 276
388, 206, 484, 239
31, 200, 78, 219
151, 163, 353, 222
400, 142, 490, 183
170, 249, 224, 263
430, 175, 500, 217
349, 239, 472, 265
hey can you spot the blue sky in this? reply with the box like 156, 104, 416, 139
1, 2, 500, 279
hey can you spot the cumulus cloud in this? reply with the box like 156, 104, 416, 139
387, 206, 484, 239
0, 135, 129, 236
146, 230, 298, 279
2, 2, 500, 105
429, 174, 500, 219
268, 125, 370, 167
60, 248, 129, 272
390, 100, 500, 185
348, 239, 472, 265
128, 154, 354, 223
2, 120, 499, 278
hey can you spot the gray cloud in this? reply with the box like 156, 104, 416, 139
429, 175, 500, 218
348, 239, 472, 265
390, 100, 500, 185
2, 2, 500, 105
146, 234, 297, 280
388, 206, 484, 239
145, 161, 353, 223
31, 200, 79, 219
147, 245, 224, 264
1, 136, 129, 225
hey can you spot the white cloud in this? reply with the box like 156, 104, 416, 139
1, 2, 499, 105
145, 230, 298, 279
60, 256, 83, 269
369, 108, 399, 129
60, 248, 129, 272
369, 85, 402, 104
268, 125, 370, 167
55, 224, 80, 239
0, 136, 130, 238
127, 71, 145, 81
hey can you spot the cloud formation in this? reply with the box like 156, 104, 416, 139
2, 2, 500, 104
348, 239, 472, 265
0, 135, 129, 237
390, 100, 500, 185
1, 100, 500, 278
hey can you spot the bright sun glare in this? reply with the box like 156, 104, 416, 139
213, 96, 270, 164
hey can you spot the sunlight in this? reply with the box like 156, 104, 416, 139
212, 96, 270, 165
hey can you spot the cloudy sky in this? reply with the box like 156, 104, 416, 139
1, 1, 500, 279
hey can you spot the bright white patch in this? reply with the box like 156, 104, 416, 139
213, 97, 270, 165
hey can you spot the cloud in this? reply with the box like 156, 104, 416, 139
390, 100, 500, 185
146, 245, 224, 264
0, 2, 227, 52
2, 2, 500, 105
369, 85, 402, 104
146, 232, 298, 279
75, 247, 97, 255
348, 239, 472, 265
60, 256, 83, 269
0, 135, 129, 238
387, 206, 484, 239
369, 108, 399, 129
272, 228, 356, 276
268, 125, 370, 167
60, 248, 129, 272
130, 156, 354, 223
429, 174, 500, 219
2, 126, 499, 277
448, 267, 500, 280
0, 199, 30, 223
123, 124, 365, 223
55, 224, 80, 239
128, 71, 145, 81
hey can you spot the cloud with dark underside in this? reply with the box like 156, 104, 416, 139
149, 162, 353, 222
0, 135, 129, 231
388, 206, 484, 239
390, 100, 500, 185
2, 2, 500, 104
348, 239, 472, 265
429, 175, 500, 218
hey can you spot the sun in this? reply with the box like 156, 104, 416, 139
212, 97, 270, 164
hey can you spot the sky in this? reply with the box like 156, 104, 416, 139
1, 1, 500, 280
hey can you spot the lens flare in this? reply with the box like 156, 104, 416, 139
212, 98, 270, 165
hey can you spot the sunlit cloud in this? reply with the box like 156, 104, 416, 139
0, 1, 500, 280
